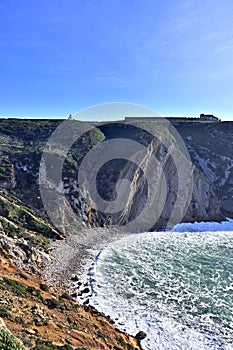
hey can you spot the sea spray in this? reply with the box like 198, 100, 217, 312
172, 218, 233, 232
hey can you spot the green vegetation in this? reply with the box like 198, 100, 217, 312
0, 277, 28, 296
39, 283, 49, 292
97, 330, 108, 340
63, 127, 105, 176
45, 298, 60, 309
24, 234, 50, 251
0, 118, 106, 226
27, 286, 36, 294
20, 336, 33, 348
0, 157, 13, 182
17, 272, 28, 280
0, 305, 11, 318
0, 119, 61, 155
0, 218, 23, 238
59, 292, 73, 301
0, 329, 26, 350
33, 339, 82, 349
14, 316, 27, 326
0, 217, 51, 252
0, 276, 45, 302
0, 195, 60, 241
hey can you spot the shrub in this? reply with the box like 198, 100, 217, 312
27, 286, 36, 294
39, 283, 49, 292
117, 336, 137, 350
33, 339, 75, 349
15, 316, 27, 326
18, 272, 28, 280
21, 336, 33, 348
59, 292, 72, 301
0, 305, 11, 318
45, 298, 60, 309
97, 330, 108, 340
35, 289, 44, 302
0, 329, 26, 350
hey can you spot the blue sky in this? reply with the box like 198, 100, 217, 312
1, 0, 233, 120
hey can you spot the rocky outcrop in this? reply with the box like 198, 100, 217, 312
0, 232, 51, 276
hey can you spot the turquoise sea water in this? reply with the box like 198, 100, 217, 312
90, 221, 233, 350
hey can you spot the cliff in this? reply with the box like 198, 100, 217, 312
96, 121, 232, 230
176, 121, 233, 219
0, 119, 232, 231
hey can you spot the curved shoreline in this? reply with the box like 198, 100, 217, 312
44, 218, 233, 289
70, 228, 233, 350
44, 226, 146, 348
45, 222, 233, 350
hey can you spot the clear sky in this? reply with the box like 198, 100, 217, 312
1, 0, 233, 120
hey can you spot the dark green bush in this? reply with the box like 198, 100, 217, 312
15, 316, 26, 326
45, 298, 60, 309
59, 292, 72, 300
27, 286, 36, 294
18, 272, 28, 280
40, 283, 49, 291
0, 305, 11, 318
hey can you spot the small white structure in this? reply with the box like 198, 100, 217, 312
68, 114, 74, 120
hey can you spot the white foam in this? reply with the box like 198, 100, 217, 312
89, 229, 233, 350
91, 297, 230, 350
172, 218, 233, 232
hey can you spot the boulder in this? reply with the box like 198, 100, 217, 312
135, 331, 147, 341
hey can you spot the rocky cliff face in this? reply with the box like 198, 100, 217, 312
0, 119, 232, 233
176, 122, 233, 219
95, 128, 223, 231
132, 146, 220, 229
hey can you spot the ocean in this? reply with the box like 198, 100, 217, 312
88, 219, 233, 350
